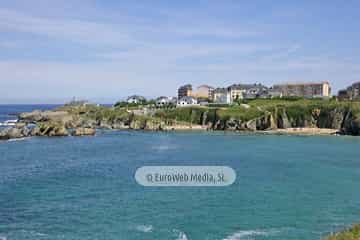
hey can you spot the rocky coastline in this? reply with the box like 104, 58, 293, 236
1, 102, 360, 140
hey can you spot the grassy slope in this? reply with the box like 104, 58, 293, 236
154, 99, 360, 125
323, 224, 360, 240
55, 99, 360, 126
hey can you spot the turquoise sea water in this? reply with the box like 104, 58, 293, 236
1, 106, 360, 240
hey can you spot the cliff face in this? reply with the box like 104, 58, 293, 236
17, 107, 166, 132
1, 103, 360, 140
203, 107, 360, 135
341, 111, 360, 135
16, 105, 360, 135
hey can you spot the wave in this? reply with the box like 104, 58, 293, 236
0, 119, 18, 126
7, 137, 29, 142
0, 236, 6, 240
173, 229, 188, 240
152, 144, 179, 151
223, 229, 280, 240
136, 225, 153, 233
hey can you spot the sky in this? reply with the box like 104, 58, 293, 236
0, 0, 359, 104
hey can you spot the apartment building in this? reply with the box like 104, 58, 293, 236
196, 85, 214, 99
337, 82, 360, 100
213, 88, 231, 104
272, 82, 331, 98
177, 84, 193, 99
227, 83, 269, 101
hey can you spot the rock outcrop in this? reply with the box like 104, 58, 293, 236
341, 111, 360, 135
0, 126, 30, 140
19, 110, 73, 124
202, 106, 360, 135
31, 122, 69, 137
2, 103, 360, 141
72, 127, 96, 136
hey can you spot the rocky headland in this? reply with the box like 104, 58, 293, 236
1, 99, 360, 140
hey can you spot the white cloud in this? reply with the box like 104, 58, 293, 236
1, 56, 359, 103
0, 3, 359, 103
0, 8, 135, 46
0, 7, 261, 49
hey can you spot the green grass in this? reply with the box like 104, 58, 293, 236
57, 99, 360, 125
216, 106, 264, 122
152, 99, 360, 124
323, 224, 360, 240
57, 105, 131, 122
154, 106, 209, 124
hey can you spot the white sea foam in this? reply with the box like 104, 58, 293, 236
176, 231, 188, 240
152, 144, 178, 151
0, 119, 18, 126
7, 137, 29, 142
223, 229, 279, 240
173, 229, 188, 240
136, 225, 153, 233
0, 236, 7, 240
34, 232, 47, 236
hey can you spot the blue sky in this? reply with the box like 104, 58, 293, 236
0, 0, 359, 103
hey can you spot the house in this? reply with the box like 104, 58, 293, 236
227, 84, 247, 101
127, 95, 146, 104
242, 84, 269, 99
177, 96, 198, 107
178, 84, 193, 99
155, 96, 177, 107
196, 85, 214, 99
213, 88, 231, 104
272, 82, 331, 98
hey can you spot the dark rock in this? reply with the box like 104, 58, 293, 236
201, 111, 208, 126
277, 109, 291, 129
317, 108, 346, 129
256, 113, 277, 130
225, 118, 241, 130
341, 111, 360, 135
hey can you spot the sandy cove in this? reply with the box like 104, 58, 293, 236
164, 124, 339, 135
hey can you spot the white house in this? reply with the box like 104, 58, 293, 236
127, 95, 146, 104
156, 96, 177, 107
177, 96, 198, 107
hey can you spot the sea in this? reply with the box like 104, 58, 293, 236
0, 105, 360, 240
